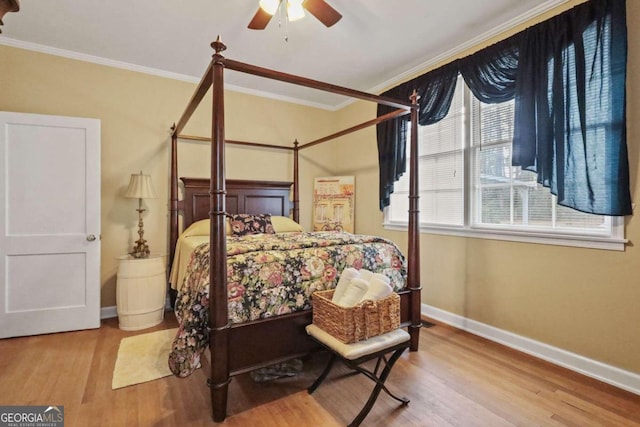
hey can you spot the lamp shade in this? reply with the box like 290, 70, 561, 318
124, 172, 157, 199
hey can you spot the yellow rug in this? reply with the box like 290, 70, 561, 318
112, 328, 178, 389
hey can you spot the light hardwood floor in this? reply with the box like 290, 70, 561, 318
0, 313, 638, 426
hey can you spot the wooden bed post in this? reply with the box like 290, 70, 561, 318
293, 139, 300, 223
209, 36, 230, 423
408, 90, 422, 351
169, 124, 179, 273
170, 42, 422, 420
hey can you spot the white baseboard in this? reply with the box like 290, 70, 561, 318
100, 306, 117, 319
101, 301, 639, 394
422, 304, 640, 396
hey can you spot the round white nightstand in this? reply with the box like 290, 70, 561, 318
116, 254, 166, 331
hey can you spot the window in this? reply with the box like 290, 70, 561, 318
384, 77, 625, 250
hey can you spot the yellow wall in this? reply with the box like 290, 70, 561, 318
0, 45, 337, 307
334, 0, 640, 375
1, 0, 638, 377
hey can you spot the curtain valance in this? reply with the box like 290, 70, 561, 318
376, 0, 631, 216
376, 63, 458, 209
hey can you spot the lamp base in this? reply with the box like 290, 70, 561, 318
130, 206, 151, 258
130, 239, 150, 259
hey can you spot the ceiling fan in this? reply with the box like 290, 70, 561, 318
248, 0, 342, 30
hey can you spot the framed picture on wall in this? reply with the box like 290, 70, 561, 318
312, 176, 355, 233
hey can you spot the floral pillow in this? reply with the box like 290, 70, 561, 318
228, 213, 275, 236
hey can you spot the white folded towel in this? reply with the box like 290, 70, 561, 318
359, 273, 393, 302
335, 278, 369, 307
332, 268, 360, 304
358, 268, 374, 282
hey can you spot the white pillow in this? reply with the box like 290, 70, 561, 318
181, 215, 302, 237
271, 216, 304, 233
181, 219, 231, 237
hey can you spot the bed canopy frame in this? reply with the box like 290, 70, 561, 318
169, 36, 421, 422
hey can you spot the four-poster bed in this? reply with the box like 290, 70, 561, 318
168, 36, 421, 422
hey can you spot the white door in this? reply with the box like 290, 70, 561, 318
0, 112, 101, 338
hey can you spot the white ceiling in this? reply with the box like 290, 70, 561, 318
1, 0, 566, 110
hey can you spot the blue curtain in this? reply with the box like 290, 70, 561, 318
513, 0, 630, 215
376, 0, 631, 216
458, 38, 519, 103
376, 63, 458, 210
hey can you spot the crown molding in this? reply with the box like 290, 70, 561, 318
0, 36, 202, 83
334, 0, 571, 110
0, 36, 340, 111
1, 0, 570, 112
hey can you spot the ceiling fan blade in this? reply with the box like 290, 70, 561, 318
248, 7, 273, 30
303, 0, 342, 27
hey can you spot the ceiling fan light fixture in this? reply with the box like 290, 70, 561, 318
259, 0, 279, 15
249, 0, 342, 30
287, 1, 305, 22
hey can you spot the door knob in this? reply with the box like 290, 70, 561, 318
87, 234, 97, 241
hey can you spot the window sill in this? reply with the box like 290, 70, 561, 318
383, 222, 627, 251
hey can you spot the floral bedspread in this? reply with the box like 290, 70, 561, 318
168, 231, 406, 377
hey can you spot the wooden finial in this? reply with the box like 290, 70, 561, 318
293, 139, 299, 148
410, 89, 420, 105
211, 35, 227, 55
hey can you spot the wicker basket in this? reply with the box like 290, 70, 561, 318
311, 289, 401, 344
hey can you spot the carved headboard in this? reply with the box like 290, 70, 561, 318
181, 178, 294, 229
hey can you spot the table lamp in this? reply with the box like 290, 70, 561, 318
124, 171, 157, 258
